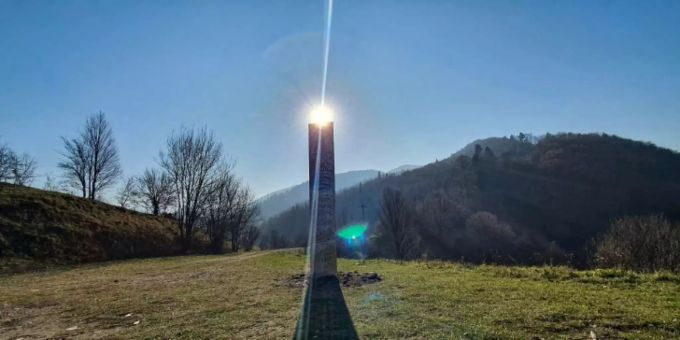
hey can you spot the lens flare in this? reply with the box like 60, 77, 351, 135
310, 105, 333, 126
321, 0, 334, 106
337, 224, 367, 240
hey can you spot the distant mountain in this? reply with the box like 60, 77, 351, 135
257, 170, 379, 219
258, 165, 421, 219
262, 133, 680, 265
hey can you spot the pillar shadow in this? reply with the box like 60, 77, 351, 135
294, 276, 359, 339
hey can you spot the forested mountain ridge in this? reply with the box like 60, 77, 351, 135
262, 133, 680, 265
451, 134, 538, 159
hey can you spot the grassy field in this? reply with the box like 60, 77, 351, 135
1, 250, 678, 339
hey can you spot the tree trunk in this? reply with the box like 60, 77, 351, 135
211, 231, 225, 254
182, 224, 193, 253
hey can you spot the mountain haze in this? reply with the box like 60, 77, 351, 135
257, 166, 420, 219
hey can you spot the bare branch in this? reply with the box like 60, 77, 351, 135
58, 112, 121, 199
161, 127, 222, 252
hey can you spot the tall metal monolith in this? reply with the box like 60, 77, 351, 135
308, 122, 336, 279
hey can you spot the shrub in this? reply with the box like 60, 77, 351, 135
595, 215, 680, 273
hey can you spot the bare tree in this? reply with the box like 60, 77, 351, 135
201, 164, 259, 253
198, 161, 261, 254
0, 144, 36, 186
379, 188, 417, 260
264, 229, 288, 249
465, 211, 517, 263
116, 176, 137, 209
84, 112, 121, 199
58, 136, 88, 197
229, 187, 258, 252
241, 224, 261, 252
137, 168, 174, 215
59, 112, 121, 199
161, 127, 222, 252
43, 174, 59, 191
203, 164, 240, 253
9, 153, 36, 186
0, 144, 13, 183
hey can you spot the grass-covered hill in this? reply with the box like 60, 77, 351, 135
1, 250, 677, 339
264, 133, 680, 264
0, 183, 179, 272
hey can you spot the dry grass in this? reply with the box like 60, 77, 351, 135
1, 250, 304, 339
1, 250, 678, 339
0, 184, 179, 272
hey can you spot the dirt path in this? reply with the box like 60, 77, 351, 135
199, 248, 290, 263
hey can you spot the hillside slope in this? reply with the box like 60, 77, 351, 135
0, 184, 179, 272
264, 133, 680, 264
1, 250, 677, 339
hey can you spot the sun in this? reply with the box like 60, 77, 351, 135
309, 104, 334, 126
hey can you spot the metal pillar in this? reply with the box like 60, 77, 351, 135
308, 122, 337, 279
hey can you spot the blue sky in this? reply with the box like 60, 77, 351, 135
1, 0, 679, 197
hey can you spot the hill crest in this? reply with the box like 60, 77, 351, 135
0, 183, 179, 272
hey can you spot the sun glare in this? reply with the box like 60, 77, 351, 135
309, 105, 334, 126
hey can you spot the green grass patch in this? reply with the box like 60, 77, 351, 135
1, 250, 678, 339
